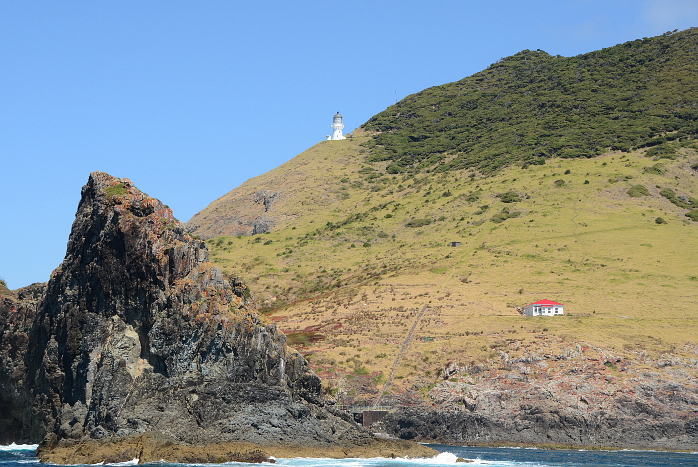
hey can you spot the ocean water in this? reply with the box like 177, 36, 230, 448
1, 443, 696, 467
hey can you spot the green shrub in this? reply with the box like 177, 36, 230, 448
686, 210, 698, 222
491, 210, 521, 224
386, 162, 403, 174
496, 191, 522, 203
105, 183, 128, 198
490, 213, 508, 223
645, 143, 678, 159
286, 331, 321, 347
405, 218, 433, 228
474, 205, 489, 215
465, 190, 482, 202
642, 136, 667, 148
643, 163, 666, 175
627, 185, 650, 197
660, 188, 695, 209
554, 179, 566, 187
660, 187, 677, 198
655, 217, 667, 224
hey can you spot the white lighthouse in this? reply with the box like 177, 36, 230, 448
326, 112, 346, 140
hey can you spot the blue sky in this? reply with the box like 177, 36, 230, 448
2, 1, 698, 289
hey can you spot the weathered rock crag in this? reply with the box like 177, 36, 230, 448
375, 357, 698, 450
0, 172, 435, 462
0, 283, 45, 443
185, 188, 280, 238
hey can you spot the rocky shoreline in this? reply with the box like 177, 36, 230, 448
375, 353, 698, 451
376, 408, 698, 452
37, 432, 437, 464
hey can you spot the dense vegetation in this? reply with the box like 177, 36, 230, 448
362, 28, 698, 174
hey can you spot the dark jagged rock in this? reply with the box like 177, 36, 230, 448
0, 172, 436, 461
0, 283, 45, 444
376, 365, 698, 450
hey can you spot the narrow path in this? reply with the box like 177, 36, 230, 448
371, 246, 468, 408
372, 303, 429, 407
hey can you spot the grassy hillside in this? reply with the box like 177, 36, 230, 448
194, 29, 698, 405
186, 137, 368, 239
204, 135, 698, 404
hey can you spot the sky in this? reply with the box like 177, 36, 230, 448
2, 1, 698, 289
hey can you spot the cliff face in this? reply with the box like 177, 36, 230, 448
0, 283, 45, 444
0, 173, 378, 452
376, 352, 698, 450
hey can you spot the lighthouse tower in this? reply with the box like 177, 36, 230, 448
327, 112, 346, 140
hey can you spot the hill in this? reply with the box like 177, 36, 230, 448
362, 27, 698, 174
186, 30, 698, 448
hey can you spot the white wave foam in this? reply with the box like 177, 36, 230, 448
428, 452, 459, 463
0, 444, 38, 451
105, 458, 139, 466
272, 452, 483, 466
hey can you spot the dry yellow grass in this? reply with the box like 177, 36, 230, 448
200, 137, 698, 403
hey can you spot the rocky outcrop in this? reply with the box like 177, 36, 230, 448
376, 355, 698, 450
0, 283, 45, 444
185, 190, 279, 238
38, 432, 434, 464
0, 172, 436, 461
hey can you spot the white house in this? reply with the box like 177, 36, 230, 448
524, 299, 564, 316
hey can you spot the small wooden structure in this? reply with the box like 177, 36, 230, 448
340, 406, 392, 427
362, 410, 389, 427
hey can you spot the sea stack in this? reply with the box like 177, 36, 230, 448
0, 172, 435, 463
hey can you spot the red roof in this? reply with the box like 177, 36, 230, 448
528, 299, 564, 307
